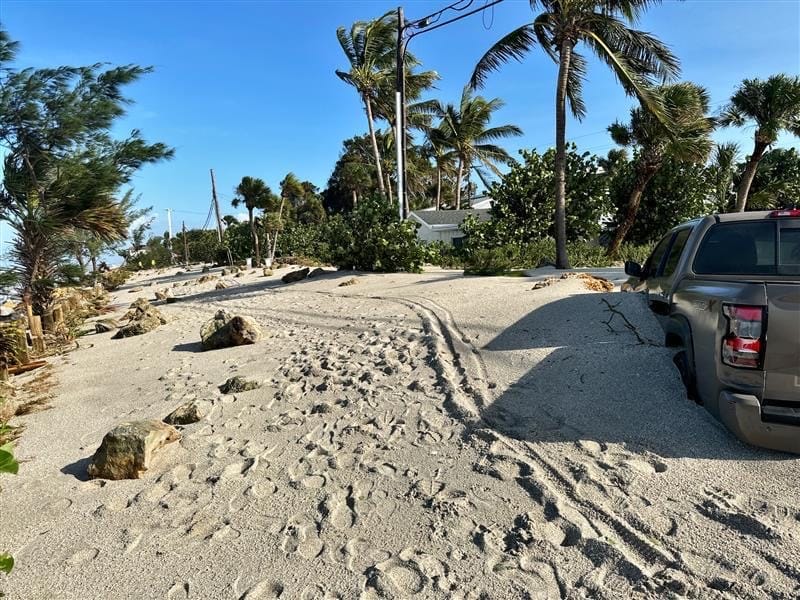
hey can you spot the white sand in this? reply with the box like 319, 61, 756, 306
2, 265, 799, 599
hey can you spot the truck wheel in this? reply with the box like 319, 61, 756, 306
673, 350, 699, 403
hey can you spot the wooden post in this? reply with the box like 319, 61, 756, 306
30, 316, 45, 353
53, 305, 65, 329
42, 311, 55, 332
182, 221, 189, 267
15, 325, 29, 366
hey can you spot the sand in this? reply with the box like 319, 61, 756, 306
1, 265, 799, 599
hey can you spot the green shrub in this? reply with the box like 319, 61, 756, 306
100, 268, 132, 291
423, 241, 465, 269
327, 197, 425, 273
614, 242, 654, 265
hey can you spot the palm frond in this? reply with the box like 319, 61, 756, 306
469, 24, 538, 90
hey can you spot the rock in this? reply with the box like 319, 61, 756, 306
87, 420, 181, 480
219, 376, 261, 394
262, 268, 273, 277
95, 319, 118, 333
200, 309, 263, 350
198, 275, 216, 284
282, 267, 310, 284
221, 269, 228, 276
114, 299, 166, 339
202, 266, 211, 273
234, 272, 243, 278
166, 295, 180, 304
163, 400, 209, 425
338, 278, 358, 287
215, 280, 231, 290
129, 287, 143, 293
154, 289, 168, 301
307, 268, 326, 278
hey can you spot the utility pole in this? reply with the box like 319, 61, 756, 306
166, 208, 173, 264
395, 6, 405, 222
182, 221, 189, 267
210, 169, 224, 243
395, 0, 506, 218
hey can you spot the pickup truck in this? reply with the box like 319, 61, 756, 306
624, 209, 800, 453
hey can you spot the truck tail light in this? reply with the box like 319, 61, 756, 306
722, 304, 765, 369
768, 208, 800, 218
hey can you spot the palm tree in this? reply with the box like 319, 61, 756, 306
606, 82, 715, 254
336, 14, 396, 197
709, 142, 739, 212
720, 74, 800, 212
437, 87, 522, 209
470, 0, 679, 268
232, 176, 272, 266
423, 125, 457, 210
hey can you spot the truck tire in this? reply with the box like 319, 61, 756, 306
673, 350, 699, 403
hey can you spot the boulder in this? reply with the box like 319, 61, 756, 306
95, 319, 118, 333
282, 267, 310, 284
338, 278, 358, 287
128, 287, 143, 293
198, 274, 216, 284
114, 299, 167, 339
215, 280, 231, 290
87, 420, 180, 480
307, 268, 326, 278
219, 376, 261, 394
163, 400, 209, 425
262, 268, 273, 277
154, 289, 168, 301
200, 310, 263, 350
202, 266, 211, 273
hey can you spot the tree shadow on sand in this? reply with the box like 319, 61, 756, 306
480, 291, 793, 462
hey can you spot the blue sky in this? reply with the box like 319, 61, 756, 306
2, 0, 799, 237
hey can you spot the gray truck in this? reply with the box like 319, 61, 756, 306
624, 209, 800, 453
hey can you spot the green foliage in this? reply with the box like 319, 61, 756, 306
741, 148, 800, 210
0, 441, 18, 575
0, 444, 17, 475
0, 31, 172, 311
172, 229, 222, 265
276, 222, 331, 261
422, 241, 464, 269
100, 269, 132, 291
125, 237, 171, 270
608, 156, 711, 244
326, 197, 425, 272
487, 146, 611, 243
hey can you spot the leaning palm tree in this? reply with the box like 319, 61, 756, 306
232, 176, 272, 266
336, 14, 396, 197
437, 87, 522, 209
470, 0, 679, 268
720, 74, 800, 212
606, 82, 715, 254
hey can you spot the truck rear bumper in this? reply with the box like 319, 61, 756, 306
719, 391, 800, 454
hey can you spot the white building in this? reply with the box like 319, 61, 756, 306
408, 209, 491, 245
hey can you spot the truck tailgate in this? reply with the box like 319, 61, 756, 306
764, 283, 800, 403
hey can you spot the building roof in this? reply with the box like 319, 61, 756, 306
409, 209, 491, 228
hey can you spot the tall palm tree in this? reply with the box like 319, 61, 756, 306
232, 176, 272, 266
470, 0, 679, 268
720, 74, 800, 212
335, 14, 396, 197
437, 87, 522, 209
606, 82, 715, 254
423, 125, 457, 210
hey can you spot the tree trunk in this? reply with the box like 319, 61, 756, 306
607, 164, 659, 256
352, 189, 358, 210
735, 139, 768, 212
91, 255, 98, 285
554, 42, 573, 269
386, 173, 394, 204
249, 207, 261, 266
268, 198, 286, 265
455, 157, 464, 210
436, 166, 442, 210
364, 96, 386, 197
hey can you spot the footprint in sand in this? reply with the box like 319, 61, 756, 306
239, 580, 284, 599
281, 515, 324, 560
65, 547, 99, 566
322, 487, 356, 530
364, 556, 427, 597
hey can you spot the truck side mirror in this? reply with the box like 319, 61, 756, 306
624, 261, 643, 278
